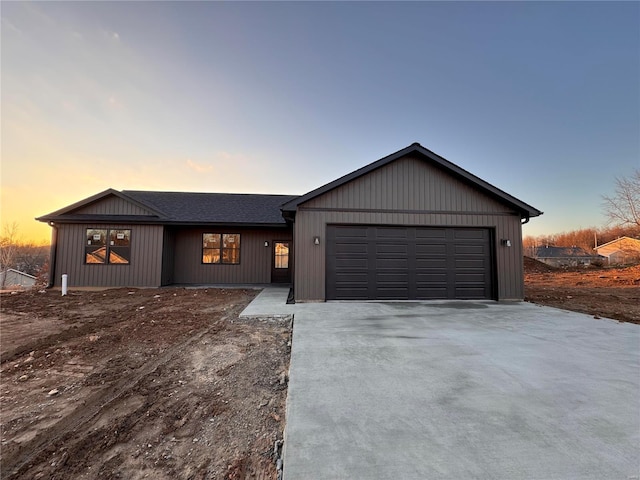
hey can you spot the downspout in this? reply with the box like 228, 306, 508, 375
47, 222, 58, 288
521, 215, 530, 225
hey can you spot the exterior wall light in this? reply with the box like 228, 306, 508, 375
501, 239, 512, 247
313, 236, 320, 245
264, 241, 269, 247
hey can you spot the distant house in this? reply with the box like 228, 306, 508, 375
36, 143, 543, 301
533, 246, 602, 268
0, 269, 37, 289
595, 237, 640, 265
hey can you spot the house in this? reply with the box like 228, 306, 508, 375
595, 236, 640, 265
37, 143, 542, 301
532, 246, 602, 268
0, 269, 37, 289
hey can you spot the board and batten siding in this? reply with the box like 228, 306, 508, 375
172, 227, 292, 284
73, 196, 154, 216
53, 223, 164, 287
161, 228, 176, 286
294, 155, 525, 301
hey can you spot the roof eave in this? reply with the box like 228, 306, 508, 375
36, 188, 167, 221
36, 216, 290, 228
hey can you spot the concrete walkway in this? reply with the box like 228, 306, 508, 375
241, 291, 640, 480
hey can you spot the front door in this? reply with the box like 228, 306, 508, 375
271, 241, 291, 283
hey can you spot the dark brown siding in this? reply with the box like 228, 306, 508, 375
172, 227, 292, 284
294, 155, 525, 301
74, 196, 154, 215
54, 223, 163, 287
161, 227, 176, 285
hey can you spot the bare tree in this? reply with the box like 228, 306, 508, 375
602, 169, 640, 227
0, 222, 21, 288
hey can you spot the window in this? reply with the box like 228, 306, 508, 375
202, 233, 240, 264
85, 228, 131, 264
274, 242, 289, 269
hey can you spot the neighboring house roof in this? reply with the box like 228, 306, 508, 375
594, 236, 640, 253
281, 142, 543, 220
37, 190, 299, 226
533, 246, 599, 258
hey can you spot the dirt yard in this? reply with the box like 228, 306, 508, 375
0, 288, 291, 480
524, 257, 640, 324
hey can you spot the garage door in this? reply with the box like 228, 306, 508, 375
326, 226, 493, 300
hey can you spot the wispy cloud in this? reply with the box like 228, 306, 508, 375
186, 159, 214, 173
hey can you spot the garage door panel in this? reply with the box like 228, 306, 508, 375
376, 244, 409, 254
455, 288, 487, 299
454, 229, 487, 240
327, 226, 493, 300
415, 228, 447, 239
376, 258, 409, 269
377, 273, 409, 282
455, 258, 486, 269
416, 270, 447, 283
334, 244, 369, 255
376, 228, 409, 238
335, 258, 369, 269
415, 258, 447, 269
455, 244, 486, 255
415, 244, 447, 255
415, 287, 449, 299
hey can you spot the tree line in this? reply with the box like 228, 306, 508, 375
0, 223, 49, 287
524, 168, 640, 254
523, 224, 640, 254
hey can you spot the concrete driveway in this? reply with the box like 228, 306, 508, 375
258, 298, 640, 480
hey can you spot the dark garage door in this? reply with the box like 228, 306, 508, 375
326, 226, 493, 300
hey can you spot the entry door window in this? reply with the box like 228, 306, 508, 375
274, 242, 289, 269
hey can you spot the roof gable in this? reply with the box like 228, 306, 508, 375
282, 143, 542, 219
595, 236, 640, 251
37, 189, 165, 221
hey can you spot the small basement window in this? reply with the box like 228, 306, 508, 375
85, 228, 131, 264
202, 233, 240, 264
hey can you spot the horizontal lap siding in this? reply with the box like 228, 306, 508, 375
54, 224, 163, 287
172, 228, 292, 284
294, 155, 525, 301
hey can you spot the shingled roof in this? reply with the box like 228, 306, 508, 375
124, 191, 297, 225
533, 246, 598, 258
37, 189, 299, 226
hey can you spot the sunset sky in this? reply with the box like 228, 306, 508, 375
2, 1, 638, 243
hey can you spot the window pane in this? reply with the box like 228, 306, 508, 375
223, 234, 240, 248
222, 248, 240, 264
86, 229, 107, 247
203, 248, 220, 264
275, 242, 289, 269
86, 246, 107, 264
109, 246, 130, 264
203, 233, 221, 248
110, 229, 131, 247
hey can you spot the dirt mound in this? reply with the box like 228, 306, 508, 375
523, 256, 555, 273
